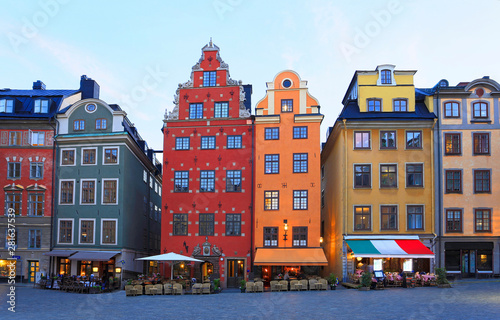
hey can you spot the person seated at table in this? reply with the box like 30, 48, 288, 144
399, 269, 406, 288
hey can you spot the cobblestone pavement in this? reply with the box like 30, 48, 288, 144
1, 280, 499, 319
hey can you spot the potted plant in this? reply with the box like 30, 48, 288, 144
213, 278, 221, 293
240, 279, 246, 293
328, 273, 338, 290
359, 272, 372, 291
435, 268, 451, 288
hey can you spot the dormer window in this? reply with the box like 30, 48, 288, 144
34, 99, 49, 113
393, 99, 407, 112
0, 99, 14, 113
203, 71, 216, 87
367, 99, 381, 112
381, 70, 392, 84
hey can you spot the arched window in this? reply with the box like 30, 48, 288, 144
444, 101, 460, 118
472, 102, 488, 118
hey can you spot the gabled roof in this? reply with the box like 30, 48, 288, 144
338, 100, 436, 121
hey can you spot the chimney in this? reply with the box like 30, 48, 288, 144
80, 75, 100, 99
33, 80, 46, 90
483, 76, 490, 79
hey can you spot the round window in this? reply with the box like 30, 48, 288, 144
282, 79, 292, 88
85, 103, 97, 113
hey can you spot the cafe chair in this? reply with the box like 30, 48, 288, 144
246, 281, 255, 293
125, 285, 137, 296
173, 283, 184, 295
290, 280, 300, 291
318, 279, 328, 290
299, 279, 308, 291
308, 279, 318, 290
279, 280, 289, 291
145, 284, 155, 295
163, 283, 173, 295
153, 284, 163, 295
134, 284, 144, 295
270, 280, 280, 292
201, 283, 211, 294
254, 281, 264, 293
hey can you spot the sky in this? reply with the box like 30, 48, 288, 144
2, 0, 500, 163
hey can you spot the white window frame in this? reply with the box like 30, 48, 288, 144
143, 170, 148, 183
57, 218, 74, 245
102, 146, 119, 165
406, 204, 425, 231
30, 131, 45, 146
59, 179, 76, 205
60, 148, 77, 166
100, 218, 118, 245
81, 147, 98, 166
78, 218, 96, 245
80, 178, 97, 205
101, 178, 119, 205
379, 163, 398, 189
379, 204, 400, 232
353, 204, 372, 231
34, 99, 49, 113
0, 99, 14, 113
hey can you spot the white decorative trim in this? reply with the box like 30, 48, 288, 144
78, 218, 96, 245
79, 178, 97, 205
85, 103, 97, 113
57, 218, 74, 245
102, 146, 119, 165
101, 178, 119, 205
60, 148, 77, 166
100, 218, 118, 245
59, 179, 76, 205
81, 147, 98, 166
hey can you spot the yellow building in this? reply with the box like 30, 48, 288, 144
429, 77, 500, 278
321, 65, 436, 280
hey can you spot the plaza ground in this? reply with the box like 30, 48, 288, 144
1, 279, 499, 319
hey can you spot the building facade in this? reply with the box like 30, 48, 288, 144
0, 80, 81, 282
51, 77, 162, 280
252, 70, 327, 280
162, 41, 253, 288
429, 77, 500, 277
321, 65, 436, 281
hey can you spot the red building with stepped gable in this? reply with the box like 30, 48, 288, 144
162, 41, 253, 288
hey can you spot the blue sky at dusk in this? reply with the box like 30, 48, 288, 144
2, 0, 500, 158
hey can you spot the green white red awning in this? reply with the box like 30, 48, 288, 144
346, 239, 434, 258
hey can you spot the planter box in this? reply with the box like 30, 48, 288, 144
438, 284, 452, 288
358, 287, 370, 291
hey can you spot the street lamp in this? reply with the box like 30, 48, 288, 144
283, 219, 288, 243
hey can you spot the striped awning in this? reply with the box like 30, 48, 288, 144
346, 239, 434, 259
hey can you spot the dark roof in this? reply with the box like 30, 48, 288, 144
0, 89, 79, 97
338, 100, 436, 121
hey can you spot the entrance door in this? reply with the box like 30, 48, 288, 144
461, 250, 476, 277
226, 259, 244, 288
28, 261, 39, 283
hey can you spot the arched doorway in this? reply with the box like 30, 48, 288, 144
201, 262, 213, 282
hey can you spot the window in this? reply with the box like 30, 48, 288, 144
5, 192, 22, 215
293, 126, 308, 139
59, 220, 72, 243
200, 170, 215, 192
475, 209, 491, 232
445, 170, 462, 193
28, 230, 41, 248
8, 132, 21, 146
104, 147, 118, 164
264, 154, 279, 174
201, 136, 216, 149
103, 180, 117, 203
446, 209, 462, 232
102, 220, 117, 244
95, 118, 107, 130
354, 206, 371, 230
380, 131, 396, 149
293, 153, 308, 173
293, 190, 308, 210
381, 70, 391, 84
367, 99, 381, 112
444, 133, 461, 155
407, 205, 424, 230
406, 131, 422, 149
5, 229, 17, 249
7, 162, 21, 179
28, 192, 44, 216
292, 227, 308, 247
81, 180, 95, 204
354, 131, 370, 149
60, 181, 74, 204
281, 99, 293, 112
264, 191, 279, 210
30, 131, 45, 146
174, 171, 189, 192
82, 148, 96, 165
264, 227, 278, 247
61, 149, 75, 165
474, 170, 490, 193
73, 120, 85, 131
264, 127, 279, 140
34, 99, 49, 113
227, 135, 242, 149
226, 170, 242, 192
199, 214, 214, 236
381, 206, 398, 230
0, 99, 14, 113
80, 220, 94, 244
149, 176, 153, 189
393, 99, 407, 112
143, 170, 148, 183
321, 189, 325, 208
472, 102, 488, 118
444, 101, 460, 118
173, 214, 188, 235
473, 133, 489, 155
225, 214, 241, 236
214, 102, 229, 118
189, 103, 203, 119
203, 71, 216, 87
380, 164, 397, 188
175, 137, 190, 150
406, 164, 423, 187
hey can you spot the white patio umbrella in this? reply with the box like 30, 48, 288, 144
136, 252, 203, 280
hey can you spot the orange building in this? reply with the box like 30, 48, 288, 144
252, 70, 327, 280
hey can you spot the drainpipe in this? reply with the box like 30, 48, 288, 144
250, 117, 255, 281
342, 119, 348, 281
430, 117, 437, 273
434, 87, 442, 270
48, 117, 59, 277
